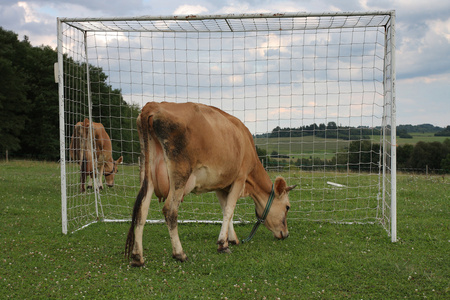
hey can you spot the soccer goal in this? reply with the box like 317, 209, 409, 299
57, 11, 396, 241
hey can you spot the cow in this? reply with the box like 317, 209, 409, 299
69, 118, 123, 192
125, 102, 296, 266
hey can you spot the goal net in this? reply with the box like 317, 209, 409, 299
57, 11, 396, 241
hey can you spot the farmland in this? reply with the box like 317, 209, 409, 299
1, 160, 448, 299
255, 132, 448, 159
396, 132, 449, 145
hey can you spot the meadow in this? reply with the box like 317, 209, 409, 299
255, 132, 448, 159
396, 133, 449, 146
0, 160, 448, 299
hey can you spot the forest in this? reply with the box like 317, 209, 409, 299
0, 27, 140, 161
1, 27, 449, 172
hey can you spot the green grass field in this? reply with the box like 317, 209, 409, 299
255, 136, 352, 160
255, 133, 447, 160
1, 161, 449, 299
396, 132, 449, 145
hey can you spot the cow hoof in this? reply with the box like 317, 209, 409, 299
130, 260, 145, 267
229, 240, 239, 245
218, 247, 231, 254
173, 253, 188, 262
130, 254, 145, 267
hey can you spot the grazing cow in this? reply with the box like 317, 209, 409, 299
70, 118, 123, 192
125, 102, 296, 266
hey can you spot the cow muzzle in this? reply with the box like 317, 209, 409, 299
275, 231, 289, 240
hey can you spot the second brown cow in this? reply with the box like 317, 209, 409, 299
70, 118, 123, 192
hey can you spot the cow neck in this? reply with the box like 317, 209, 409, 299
241, 165, 274, 244
246, 165, 273, 215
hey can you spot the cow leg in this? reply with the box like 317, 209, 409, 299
216, 190, 239, 247
130, 181, 154, 267
97, 163, 104, 190
80, 172, 86, 193
80, 160, 88, 192
163, 188, 187, 262
87, 176, 93, 190
216, 180, 244, 253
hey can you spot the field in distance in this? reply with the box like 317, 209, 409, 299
254, 132, 448, 159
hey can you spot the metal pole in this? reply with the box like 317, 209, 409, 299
59, 11, 396, 23
389, 11, 397, 242
57, 18, 68, 234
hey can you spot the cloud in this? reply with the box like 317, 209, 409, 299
173, 5, 209, 15
428, 18, 450, 43
17, 1, 40, 23
0, 3, 25, 28
397, 16, 450, 79
47, 0, 146, 15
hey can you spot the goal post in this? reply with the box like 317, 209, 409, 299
57, 11, 396, 241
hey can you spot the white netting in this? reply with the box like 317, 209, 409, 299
58, 12, 396, 239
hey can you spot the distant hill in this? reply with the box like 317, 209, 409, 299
255, 123, 446, 140
397, 124, 443, 133
435, 126, 450, 137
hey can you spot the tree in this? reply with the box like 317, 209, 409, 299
441, 154, 450, 173
0, 28, 31, 154
435, 125, 450, 137
397, 128, 413, 138
327, 121, 337, 129
19, 45, 59, 159
410, 141, 446, 170
0, 27, 142, 161
397, 144, 414, 169
336, 140, 381, 172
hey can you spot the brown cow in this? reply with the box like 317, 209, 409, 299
125, 102, 296, 266
70, 118, 123, 192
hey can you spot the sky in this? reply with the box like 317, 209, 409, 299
1, 0, 449, 127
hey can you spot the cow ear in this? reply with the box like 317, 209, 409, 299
274, 176, 287, 196
117, 156, 123, 164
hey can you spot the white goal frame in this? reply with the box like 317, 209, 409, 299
57, 11, 396, 241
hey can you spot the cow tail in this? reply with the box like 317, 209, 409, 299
125, 178, 148, 258
125, 112, 153, 259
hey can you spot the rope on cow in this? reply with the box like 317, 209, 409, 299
241, 184, 275, 244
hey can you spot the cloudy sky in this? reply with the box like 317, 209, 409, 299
1, 0, 449, 127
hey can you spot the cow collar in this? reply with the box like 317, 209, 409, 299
241, 184, 275, 244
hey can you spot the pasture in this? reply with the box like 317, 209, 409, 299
255, 133, 448, 159
396, 132, 449, 145
0, 160, 448, 299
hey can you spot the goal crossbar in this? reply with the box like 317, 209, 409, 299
59, 11, 394, 33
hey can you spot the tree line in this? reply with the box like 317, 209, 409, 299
1, 27, 58, 160
256, 122, 383, 141
0, 27, 140, 162
258, 123, 446, 141
397, 140, 450, 172
257, 138, 450, 174
434, 126, 450, 137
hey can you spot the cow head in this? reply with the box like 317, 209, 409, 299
261, 176, 296, 240
104, 156, 123, 187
